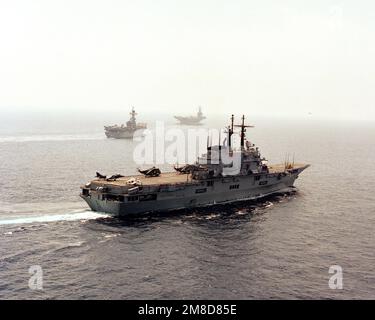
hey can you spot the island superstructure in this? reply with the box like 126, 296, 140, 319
174, 106, 206, 125
82, 115, 309, 216
104, 107, 147, 139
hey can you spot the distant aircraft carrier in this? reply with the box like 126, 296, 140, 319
82, 115, 309, 216
174, 106, 206, 125
104, 108, 147, 139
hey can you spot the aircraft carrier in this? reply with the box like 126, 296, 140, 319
174, 106, 206, 125
81, 115, 309, 216
104, 107, 147, 139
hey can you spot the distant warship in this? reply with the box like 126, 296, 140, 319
104, 108, 147, 139
81, 115, 310, 216
174, 106, 206, 125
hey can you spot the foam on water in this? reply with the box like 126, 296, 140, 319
0, 133, 104, 143
0, 210, 110, 225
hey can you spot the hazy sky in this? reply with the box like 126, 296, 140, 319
0, 0, 374, 120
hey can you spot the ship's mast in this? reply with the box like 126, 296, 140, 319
198, 106, 203, 117
234, 115, 254, 149
218, 130, 222, 163
240, 115, 245, 149
227, 114, 234, 148
206, 134, 211, 164
130, 107, 137, 121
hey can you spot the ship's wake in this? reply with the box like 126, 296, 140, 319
0, 133, 104, 143
0, 190, 298, 227
0, 210, 110, 226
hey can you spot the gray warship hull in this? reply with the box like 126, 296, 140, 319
81, 164, 308, 216
104, 107, 147, 139
105, 129, 135, 139
174, 116, 205, 125
174, 107, 206, 125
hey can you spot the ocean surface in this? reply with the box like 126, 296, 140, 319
0, 111, 374, 299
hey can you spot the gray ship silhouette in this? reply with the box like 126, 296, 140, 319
174, 106, 206, 125
82, 115, 310, 216
104, 107, 147, 139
